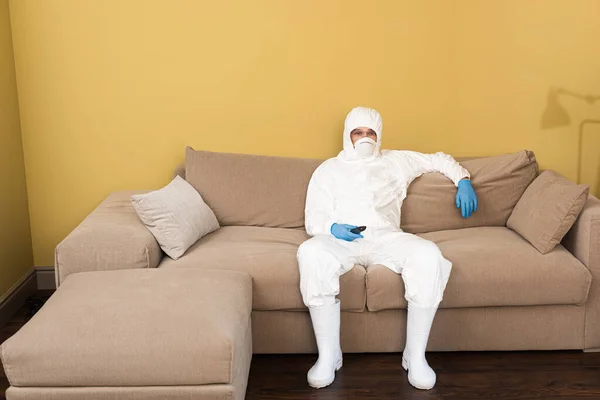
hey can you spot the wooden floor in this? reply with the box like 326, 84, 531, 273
2, 296, 600, 399
246, 352, 600, 399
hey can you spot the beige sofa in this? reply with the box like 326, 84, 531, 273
55, 148, 600, 353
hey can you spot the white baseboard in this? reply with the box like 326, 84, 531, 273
0, 268, 37, 328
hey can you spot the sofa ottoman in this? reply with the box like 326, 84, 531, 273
0, 269, 252, 400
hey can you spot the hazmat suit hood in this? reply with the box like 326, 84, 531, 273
339, 106, 383, 162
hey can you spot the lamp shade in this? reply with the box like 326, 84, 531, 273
540, 89, 571, 129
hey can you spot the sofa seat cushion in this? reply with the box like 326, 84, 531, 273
0, 269, 252, 388
366, 227, 592, 311
159, 226, 367, 312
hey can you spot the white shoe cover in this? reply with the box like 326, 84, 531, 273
402, 304, 438, 390
307, 300, 343, 388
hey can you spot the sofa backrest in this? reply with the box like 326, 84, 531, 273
185, 147, 322, 228
400, 150, 538, 233
183, 147, 538, 232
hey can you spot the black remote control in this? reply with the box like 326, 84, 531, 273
350, 226, 367, 234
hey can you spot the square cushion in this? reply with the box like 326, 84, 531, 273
0, 269, 252, 388
185, 147, 322, 228
159, 226, 366, 312
131, 176, 219, 259
401, 150, 538, 233
507, 170, 589, 254
366, 227, 592, 311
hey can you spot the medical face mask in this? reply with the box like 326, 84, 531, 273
354, 137, 377, 159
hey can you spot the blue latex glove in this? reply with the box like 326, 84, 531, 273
456, 179, 478, 218
330, 223, 364, 242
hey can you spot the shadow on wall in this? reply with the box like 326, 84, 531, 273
540, 87, 600, 194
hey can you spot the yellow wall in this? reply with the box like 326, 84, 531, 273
0, 0, 33, 296
8, 0, 600, 266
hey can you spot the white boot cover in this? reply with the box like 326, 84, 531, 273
402, 304, 438, 390
307, 300, 343, 388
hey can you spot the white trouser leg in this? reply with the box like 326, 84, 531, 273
297, 235, 359, 307
367, 231, 451, 390
297, 235, 361, 388
306, 300, 343, 388
366, 232, 452, 308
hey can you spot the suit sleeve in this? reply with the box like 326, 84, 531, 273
394, 151, 470, 186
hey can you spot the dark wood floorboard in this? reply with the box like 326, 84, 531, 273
2, 292, 600, 399
246, 352, 600, 399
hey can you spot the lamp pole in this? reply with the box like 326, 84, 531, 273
578, 119, 600, 184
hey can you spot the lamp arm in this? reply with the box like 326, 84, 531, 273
558, 88, 600, 104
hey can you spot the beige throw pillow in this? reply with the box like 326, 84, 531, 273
507, 170, 589, 254
131, 176, 220, 259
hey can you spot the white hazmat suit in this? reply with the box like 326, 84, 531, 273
297, 107, 470, 390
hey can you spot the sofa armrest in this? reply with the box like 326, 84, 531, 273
55, 191, 163, 287
563, 195, 600, 350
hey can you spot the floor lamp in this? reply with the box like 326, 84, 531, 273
540, 88, 600, 184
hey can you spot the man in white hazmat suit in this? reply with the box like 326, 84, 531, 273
297, 106, 478, 390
